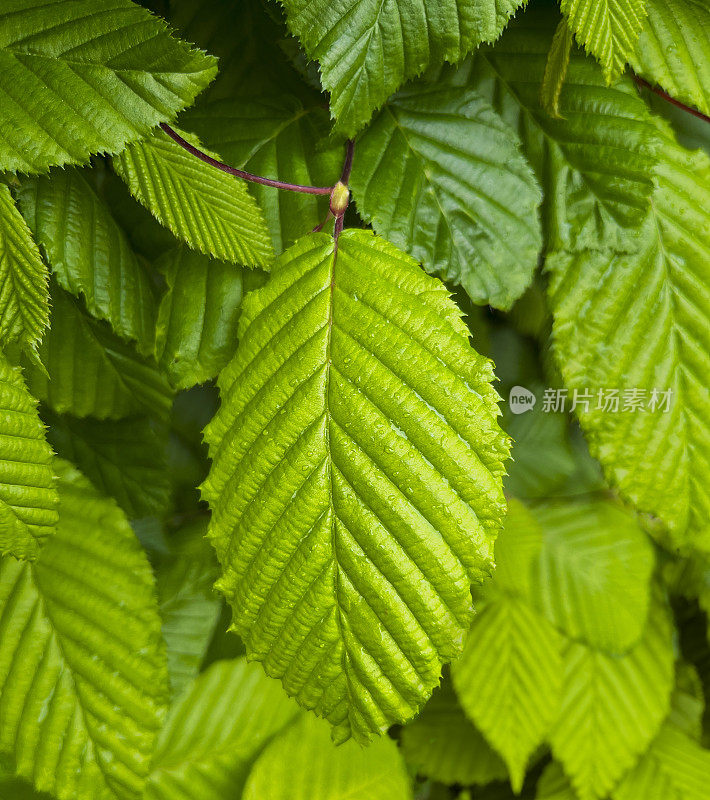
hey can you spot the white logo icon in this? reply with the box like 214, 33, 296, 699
509, 386, 536, 415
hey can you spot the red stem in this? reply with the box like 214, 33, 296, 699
633, 76, 710, 124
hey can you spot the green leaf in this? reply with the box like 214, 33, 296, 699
535, 763, 578, 800
203, 230, 509, 742
546, 134, 710, 544
155, 247, 249, 390
144, 658, 299, 800
0, 184, 50, 353
350, 82, 542, 310
457, 9, 661, 251
44, 412, 169, 518
183, 94, 344, 252
154, 520, 220, 699
24, 283, 173, 421
630, 0, 710, 117
549, 593, 675, 800
540, 17, 575, 118
529, 499, 655, 652
17, 169, 157, 352
0, 352, 57, 560
280, 0, 526, 137
400, 680, 507, 786
243, 714, 412, 800
0, 0, 217, 174
560, 0, 648, 82
114, 127, 273, 268
0, 461, 169, 800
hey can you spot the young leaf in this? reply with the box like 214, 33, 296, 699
280, 0, 526, 137
536, 762, 579, 800
0, 184, 49, 354
349, 83, 542, 310
203, 230, 509, 742
0, 0, 217, 174
630, 0, 710, 117
549, 594, 675, 800
44, 412, 169, 519
17, 169, 157, 352
144, 658, 299, 800
0, 352, 57, 560
540, 17, 575, 118
0, 461, 169, 800
24, 283, 173, 421
560, 0, 649, 82
114, 127, 273, 267
546, 135, 710, 544
243, 715, 412, 800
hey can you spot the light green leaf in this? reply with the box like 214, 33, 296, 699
144, 658, 298, 800
0, 0, 217, 174
631, 0, 710, 117
243, 714, 412, 800
457, 8, 661, 252
25, 283, 173, 421
560, 0, 648, 82
0, 184, 49, 353
400, 679, 507, 786
541, 17, 575, 118
536, 763, 578, 800
183, 94, 344, 252
549, 594, 675, 800
114, 127, 273, 268
155, 247, 249, 390
17, 169, 156, 352
350, 83, 542, 310
668, 663, 705, 741
529, 499, 655, 652
0, 461, 169, 800
0, 352, 57, 560
154, 520, 220, 699
203, 230, 509, 742
280, 0, 526, 137
546, 135, 710, 544
44, 412, 169, 519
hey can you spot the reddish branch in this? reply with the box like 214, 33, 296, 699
633, 76, 710, 125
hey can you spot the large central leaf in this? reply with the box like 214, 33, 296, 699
203, 230, 509, 742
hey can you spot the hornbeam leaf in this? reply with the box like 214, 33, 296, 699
0, 0, 216, 174
630, 0, 710, 117
350, 83, 542, 310
202, 230, 509, 742
549, 593, 675, 800
280, 0, 526, 137
560, 0, 649, 82
114, 127, 273, 268
0, 185, 49, 353
144, 659, 299, 800
546, 134, 710, 544
17, 169, 157, 353
0, 461, 169, 800
243, 715, 412, 800
0, 352, 57, 560
536, 763, 579, 800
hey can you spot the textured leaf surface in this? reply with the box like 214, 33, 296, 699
25, 283, 172, 421
456, 10, 661, 251
350, 82, 542, 310
183, 94, 344, 251
0, 0, 217, 174
549, 595, 675, 800
17, 169, 156, 351
631, 0, 710, 116
280, 0, 525, 136
0, 185, 49, 352
244, 715, 412, 800
400, 680, 507, 786
546, 136, 710, 543
114, 128, 273, 267
144, 659, 298, 800
536, 763, 578, 800
540, 17, 575, 117
44, 413, 169, 519
0, 462, 169, 800
0, 353, 57, 560
203, 230, 509, 742
155, 247, 248, 390
560, 0, 648, 81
